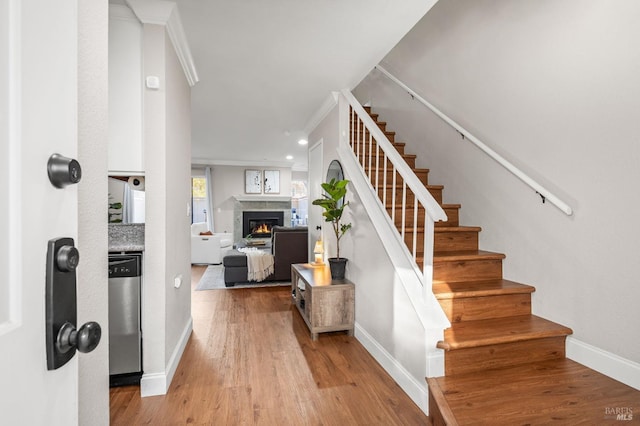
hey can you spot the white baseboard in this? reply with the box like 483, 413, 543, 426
354, 323, 429, 415
166, 316, 193, 388
566, 336, 640, 390
141, 317, 193, 397
140, 372, 167, 397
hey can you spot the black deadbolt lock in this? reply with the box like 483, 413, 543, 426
48, 153, 82, 188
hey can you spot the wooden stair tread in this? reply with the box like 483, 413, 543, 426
363, 151, 415, 158
433, 279, 535, 299
350, 129, 395, 136
437, 315, 573, 350
364, 166, 430, 173
433, 250, 505, 262
434, 226, 481, 233
402, 226, 480, 234
417, 251, 504, 265
428, 358, 640, 426
379, 184, 440, 192
388, 203, 459, 211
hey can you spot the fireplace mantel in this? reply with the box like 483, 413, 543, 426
233, 195, 291, 202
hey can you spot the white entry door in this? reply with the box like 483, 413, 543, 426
0, 0, 82, 424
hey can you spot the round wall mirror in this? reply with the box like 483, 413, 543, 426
326, 159, 344, 183
326, 160, 345, 207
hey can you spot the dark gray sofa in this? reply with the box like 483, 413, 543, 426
223, 226, 308, 286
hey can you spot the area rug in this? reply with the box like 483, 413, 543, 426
195, 265, 290, 291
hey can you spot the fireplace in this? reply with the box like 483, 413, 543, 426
242, 211, 284, 238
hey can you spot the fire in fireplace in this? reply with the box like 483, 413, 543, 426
252, 223, 271, 235
243, 211, 284, 238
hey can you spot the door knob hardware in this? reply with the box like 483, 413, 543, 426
56, 321, 101, 354
47, 153, 82, 188
46, 237, 101, 370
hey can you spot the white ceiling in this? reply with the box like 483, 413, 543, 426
175, 0, 438, 171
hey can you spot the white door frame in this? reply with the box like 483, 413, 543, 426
308, 139, 324, 261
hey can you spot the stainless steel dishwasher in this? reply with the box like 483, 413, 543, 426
108, 253, 142, 386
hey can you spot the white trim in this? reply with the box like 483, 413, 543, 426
108, 170, 146, 177
165, 317, 193, 390
566, 337, 640, 391
140, 317, 193, 397
303, 91, 339, 137
0, 0, 22, 335
191, 158, 294, 169
165, 7, 198, 87
140, 372, 167, 397
126, 0, 199, 87
355, 323, 429, 415
109, 4, 139, 22
126, 0, 173, 24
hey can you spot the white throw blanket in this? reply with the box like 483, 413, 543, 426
238, 247, 274, 282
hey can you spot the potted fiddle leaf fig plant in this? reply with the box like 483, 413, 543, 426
312, 178, 352, 279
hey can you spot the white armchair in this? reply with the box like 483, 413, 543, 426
190, 222, 233, 264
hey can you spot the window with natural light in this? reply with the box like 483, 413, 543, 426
291, 180, 308, 226
192, 177, 207, 224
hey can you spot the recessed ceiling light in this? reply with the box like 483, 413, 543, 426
298, 139, 308, 145
286, 155, 293, 160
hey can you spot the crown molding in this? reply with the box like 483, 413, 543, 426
109, 4, 139, 21
191, 157, 294, 169
303, 91, 339, 136
126, 0, 199, 87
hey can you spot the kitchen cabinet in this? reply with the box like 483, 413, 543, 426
108, 5, 144, 175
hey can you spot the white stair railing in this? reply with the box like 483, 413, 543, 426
340, 89, 447, 286
375, 65, 573, 216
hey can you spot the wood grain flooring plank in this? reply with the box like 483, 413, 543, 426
110, 266, 428, 425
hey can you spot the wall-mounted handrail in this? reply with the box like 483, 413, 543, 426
375, 65, 573, 216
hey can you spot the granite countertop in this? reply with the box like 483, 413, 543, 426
109, 223, 145, 252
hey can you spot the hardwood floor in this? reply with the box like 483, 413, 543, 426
110, 265, 429, 425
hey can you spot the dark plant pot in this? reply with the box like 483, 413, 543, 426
328, 257, 348, 280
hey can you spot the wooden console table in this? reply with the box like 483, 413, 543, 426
291, 263, 355, 340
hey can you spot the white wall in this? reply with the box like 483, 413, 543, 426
163, 30, 192, 370
309, 105, 429, 409
78, 0, 109, 424
107, 4, 143, 175
353, 0, 640, 364
141, 22, 192, 396
142, 23, 167, 385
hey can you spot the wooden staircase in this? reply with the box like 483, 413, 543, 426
351, 107, 640, 425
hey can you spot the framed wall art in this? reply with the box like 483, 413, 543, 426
245, 169, 262, 194
263, 170, 280, 194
